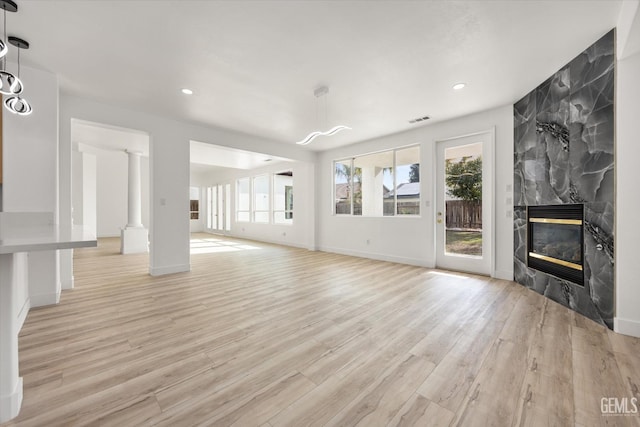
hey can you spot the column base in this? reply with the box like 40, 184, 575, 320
121, 227, 149, 254
0, 377, 23, 423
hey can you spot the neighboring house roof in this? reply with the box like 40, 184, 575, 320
385, 182, 420, 198
335, 182, 361, 200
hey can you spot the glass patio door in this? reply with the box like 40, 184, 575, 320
435, 131, 493, 275
207, 184, 231, 233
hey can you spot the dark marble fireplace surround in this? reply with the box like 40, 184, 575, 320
513, 29, 614, 328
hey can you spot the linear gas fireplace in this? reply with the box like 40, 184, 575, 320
527, 204, 584, 286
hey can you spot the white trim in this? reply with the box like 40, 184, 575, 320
149, 263, 190, 276
16, 298, 30, 332
0, 376, 22, 423
318, 245, 433, 268
493, 269, 513, 281
29, 291, 60, 308
434, 128, 495, 276
614, 317, 640, 338
61, 276, 74, 290
221, 232, 311, 250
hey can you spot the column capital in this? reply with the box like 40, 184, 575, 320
125, 149, 143, 156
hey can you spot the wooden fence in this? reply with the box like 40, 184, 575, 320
446, 200, 482, 230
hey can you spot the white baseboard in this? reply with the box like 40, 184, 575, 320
29, 291, 60, 308
0, 376, 22, 423
614, 317, 640, 338
223, 232, 311, 251
61, 277, 74, 291
493, 269, 513, 281
318, 245, 431, 268
16, 298, 30, 332
149, 263, 190, 276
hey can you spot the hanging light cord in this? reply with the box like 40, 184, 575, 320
2, 8, 6, 69
16, 37, 19, 77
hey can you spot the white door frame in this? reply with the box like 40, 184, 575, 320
434, 129, 495, 276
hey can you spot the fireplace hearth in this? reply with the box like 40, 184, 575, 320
527, 204, 584, 286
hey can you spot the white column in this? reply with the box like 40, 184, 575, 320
121, 150, 148, 254
126, 150, 143, 228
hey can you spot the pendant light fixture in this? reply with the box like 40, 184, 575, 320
0, 0, 21, 96
296, 86, 350, 145
0, 0, 15, 61
5, 35, 30, 115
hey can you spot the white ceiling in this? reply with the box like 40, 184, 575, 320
12, 1, 625, 151
190, 141, 290, 170
72, 119, 150, 155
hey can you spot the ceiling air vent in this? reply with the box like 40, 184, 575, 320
408, 115, 430, 124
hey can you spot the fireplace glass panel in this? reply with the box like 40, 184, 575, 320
530, 222, 582, 266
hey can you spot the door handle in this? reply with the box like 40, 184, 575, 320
437, 211, 442, 223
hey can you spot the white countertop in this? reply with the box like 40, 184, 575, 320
0, 226, 97, 254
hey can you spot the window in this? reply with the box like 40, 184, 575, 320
207, 186, 217, 229
237, 172, 294, 224
394, 146, 420, 215
253, 175, 269, 223
208, 184, 231, 231
190, 187, 200, 220
334, 145, 420, 217
225, 184, 231, 230
274, 171, 293, 224
335, 160, 352, 215
237, 178, 250, 222
353, 150, 393, 216
217, 184, 224, 229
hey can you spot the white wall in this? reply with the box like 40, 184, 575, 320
615, 49, 640, 337
198, 160, 315, 249
2, 64, 62, 306
3, 65, 59, 216
316, 105, 513, 278
96, 150, 128, 237
72, 147, 150, 238
72, 151, 97, 235
59, 95, 316, 276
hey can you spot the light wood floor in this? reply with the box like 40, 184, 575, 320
3, 234, 640, 426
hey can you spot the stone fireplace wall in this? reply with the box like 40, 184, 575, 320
513, 29, 614, 328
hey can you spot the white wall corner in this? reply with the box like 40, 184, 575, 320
61, 276, 74, 291
29, 290, 61, 308
614, 317, 640, 338
0, 377, 22, 423
617, 0, 640, 59
16, 298, 30, 332
493, 269, 514, 281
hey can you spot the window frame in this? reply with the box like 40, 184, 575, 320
236, 177, 251, 222
273, 171, 294, 225
332, 144, 421, 218
252, 174, 270, 223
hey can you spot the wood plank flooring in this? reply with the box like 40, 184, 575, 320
3, 234, 640, 426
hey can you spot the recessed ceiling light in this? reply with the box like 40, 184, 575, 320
452, 83, 466, 90
181, 88, 193, 95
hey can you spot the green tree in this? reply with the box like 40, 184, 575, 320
335, 163, 362, 213
445, 156, 482, 201
409, 163, 420, 183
